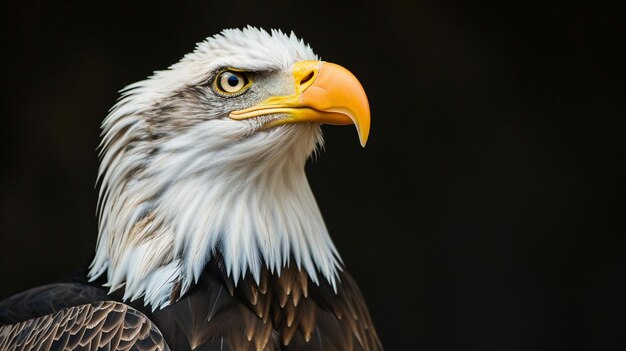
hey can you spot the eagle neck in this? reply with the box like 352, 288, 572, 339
90, 121, 341, 309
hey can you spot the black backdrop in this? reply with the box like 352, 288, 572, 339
0, 1, 624, 349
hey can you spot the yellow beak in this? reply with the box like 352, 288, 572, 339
228, 60, 370, 146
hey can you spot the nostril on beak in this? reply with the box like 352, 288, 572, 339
300, 71, 315, 86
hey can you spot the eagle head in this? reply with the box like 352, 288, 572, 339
89, 27, 370, 309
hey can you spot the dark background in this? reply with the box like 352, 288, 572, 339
0, 1, 624, 349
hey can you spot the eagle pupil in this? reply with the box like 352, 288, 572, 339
227, 75, 239, 87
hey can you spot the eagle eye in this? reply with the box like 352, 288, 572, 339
214, 70, 251, 96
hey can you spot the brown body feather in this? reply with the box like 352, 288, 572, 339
0, 258, 382, 351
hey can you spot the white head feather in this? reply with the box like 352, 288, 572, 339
89, 27, 342, 309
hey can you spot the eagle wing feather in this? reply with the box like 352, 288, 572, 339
0, 300, 169, 351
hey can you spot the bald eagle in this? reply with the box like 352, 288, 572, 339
0, 27, 382, 351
